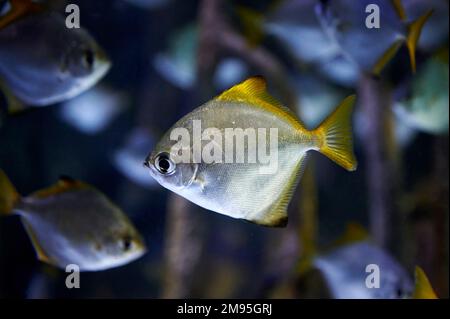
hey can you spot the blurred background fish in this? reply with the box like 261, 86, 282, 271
393, 49, 449, 134
313, 241, 413, 299
59, 85, 128, 134
0, 170, 146, 271
0, 0, 111, 108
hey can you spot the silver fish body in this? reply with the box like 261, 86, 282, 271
314, 242, 413, 299
14, 184, 145, 271
145, 78, 357, 226
0, 12, 111, 106
148, 99, 314, 225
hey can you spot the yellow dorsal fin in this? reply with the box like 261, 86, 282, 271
413, 266, 438, 299
215, 76, 303, 129
30, 176, 89, 199
0, 0, 44, 30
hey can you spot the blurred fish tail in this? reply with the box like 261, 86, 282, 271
313, 95, 357, 171
0, 169, 20, 215
236, 6, 264, 46
413, 266, 438, 299
406, 10, 434, 73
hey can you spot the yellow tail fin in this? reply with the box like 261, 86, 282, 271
407, 10, 434, 73
413, 266, 438, 299
0, 169, 20, 215
314, 95, 357, 171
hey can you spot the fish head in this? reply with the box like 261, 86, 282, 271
144, 131, 199, 192
92, 220, 147, 270
59, 28, 111, 92
144, 149, 198, 192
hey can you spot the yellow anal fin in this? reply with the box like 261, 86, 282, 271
247, 155, 308, 227
413, 266, 438, 299
0, 0, 43, 30
216, 76, 303, 130
21, 218, 53, 265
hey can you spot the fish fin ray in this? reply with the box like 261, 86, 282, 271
216, 76, 303, 129
0, 169, 20, 215
315, 95, 357, 171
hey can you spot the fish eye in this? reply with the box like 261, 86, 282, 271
155, 152, 176, 175
83, 49, 95, 69
121, 236, 133, 252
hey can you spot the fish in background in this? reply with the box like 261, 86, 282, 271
313, 241, 414, 299
122, 0, 171, 10
402, 0, 449, 52
59, 85, 128, 135
213, 58, 249, 91
153, 24, 248, 90
0, 0, 111, 108
317, 0, 432, 75
144, 77, 357, 227
393, 49, 449, 134
152, 23, 197, 90
0, 170, 146, 271
234, 1, 357, 87
114, 128, 159, 188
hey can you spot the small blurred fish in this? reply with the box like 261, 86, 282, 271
0, 170, 146, 271
237, 0, 340, 64
394, 50, 449, 134
413, 266, 438, 299
153, 24, 248, 90
152, 23, 197, 89
114, 128, 159, 188
59, 85, 128, 135
144, 77, 357, 227
0, 0, 111, 107
317, 0, 432, 74
313, 241, 413, 299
